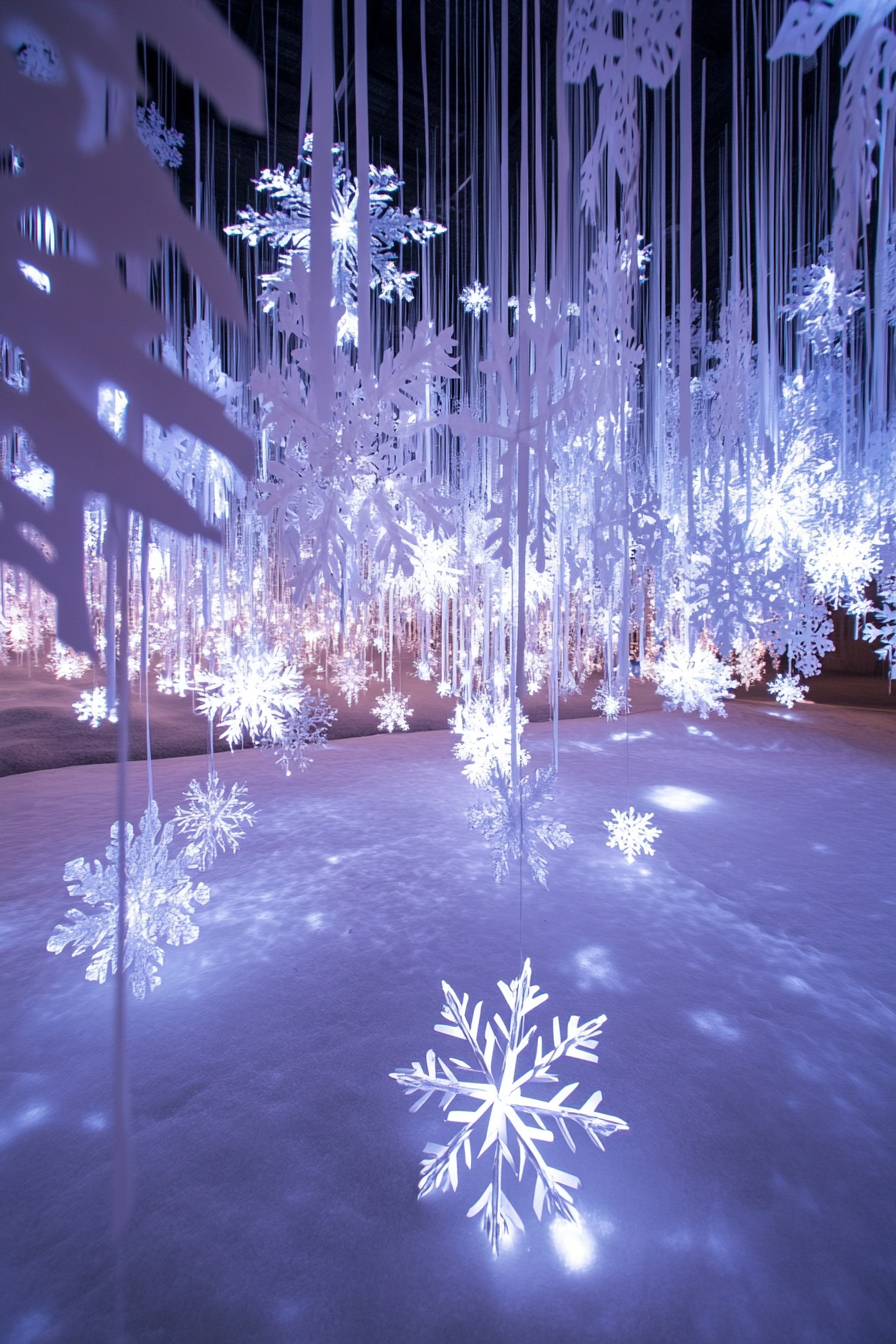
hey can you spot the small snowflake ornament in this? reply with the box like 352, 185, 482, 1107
373, 689, 413, 732
73, 688, 116, 728
460, 280, 492, 316
468, 768, 573, 887
255, 692, 336, 774
391, 959, 628, 1255
604, 806, 661, 863
651, 641, 736, 718
332, 653, 370, 706
591, 679, 630, 721
768, 673, 808, 709
451, 695, 529, 788
175, 774, 257, 871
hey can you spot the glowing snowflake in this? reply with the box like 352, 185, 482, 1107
591, 679, 630, 721
73, 688, 116, 728
409, 531, 460, 613
135, 103, 184, 169
652, 642, 736, 718
768, 673, 808, 708
437, 680, 453, 697
604, 807, 661, 863
451, 695, 529, 788
174, 774, 258, 871
733, 638, 766, 689
807, 524, 880, 609
373, 690, 413, 732
468, 768, 573, 887
390, 959, 628, 1255
48, 802, 210, 998
460, 281, 492, 316
255, 692, 336, 774
196, 643, 305, 748
332, 654, 370, 706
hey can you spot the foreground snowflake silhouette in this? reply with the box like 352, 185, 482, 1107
604, 806, 662, 863
175, 774, 258, 871
391, 959, 628, 1254
48, 802, 210, 998
768, 673, 808, 709
73, 687, 116, 728
373, 689, 413, 732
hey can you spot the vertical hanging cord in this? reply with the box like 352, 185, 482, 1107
112, 507, 131, 1339
140, 519, 152, 807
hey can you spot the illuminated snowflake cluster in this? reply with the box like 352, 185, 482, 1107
390, 959, 628, 1254
373, 689, 413, 732
48, 802, 210, 998
175, 774, 258, 871
467, 768, 573, 887
768, 673, 808, 708
651, 642, 736, 718
604, 806, 661, 863
460, 281, 492, 316
197, 643, 305, 748
73, 688, 116, 728
591, 679, 630, 721
451, 695, 529, 788
255, 692, 337, 774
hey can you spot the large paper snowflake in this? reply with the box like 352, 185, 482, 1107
591, 678, 630, 721
651, 642, 736, 718
604, 806, 661, 863
373, 690, 413, 732
175, 774, 258, 871
196, 643, 305, 748
255, 692, 336, 774
73, 687, 116, 728
47, 802, 210, 998
391, 959, 628, 1254
768, 673, 808, 708
451, 695, 529, 788
468, 768, 573, 887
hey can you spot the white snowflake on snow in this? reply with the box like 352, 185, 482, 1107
460, 281, 492, 316
604, 807, 661, 863
73, 687, 116, 728
591, 679, 630, 721
255, 692, 336, 774
768, 673, 808, 709
651, 641, 736, 718
47, 802, 210, 998
196, 643, 305, 748
451, 695, 529, 788
467, 768, 573, 887
390, 959, 628, 1255
373, 689, 413, 732
175, 774, 258, 871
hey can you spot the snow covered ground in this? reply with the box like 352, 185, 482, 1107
1, 703, 894, 1344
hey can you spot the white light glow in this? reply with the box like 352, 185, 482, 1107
647, 786, 713, 812
550, 1217, 597, 1271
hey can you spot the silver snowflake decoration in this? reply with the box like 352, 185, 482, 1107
768, 673, 808, 709
373, 689, 413, 733
468, 768, 573, 887
196, 643, 305, 748
47, 802, 210, 998
390, 959, 628, 1255
175, 774, 258, 871
332, 653, 370, 706
651, 642, 736, 718
254, 691, 336, 775
451, 695, 529, 788
73, 687, 116, 728
135, 103, 184, 169
604, 806, 661, 864
591, 679, 630, 721
460, 281, 492, 316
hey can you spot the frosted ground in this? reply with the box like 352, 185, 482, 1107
1, 702, 894, 1344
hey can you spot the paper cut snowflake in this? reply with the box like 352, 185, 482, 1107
73, 688, 116, 728
197, 644, 305, 748
460, 281, 492, 316
48, 802, 210, 998
468, 768, 573, 887
652, 642, 736, 718
604, 807, 661, 863
175, 774, 257, 871
255, 692, 336, 774
390, 959, 628, 1255
591, 679, 630, 721
135, 103, 184, 169
373, 690, 413, 732
451, 695, 529, 788
332, 654, 370, 706
768, 673, 808, 709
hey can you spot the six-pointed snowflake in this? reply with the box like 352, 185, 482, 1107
255, 691, 336, 774
196, 643, 305, 748
651, 642, 736, 718
768, 673, 808, 708
591, 679, 630, 721
73, 687, 116, 728
332, 653, 370, 706
48, 801, 210, 998
175, 774, 258, 871
460, 281, 492, 316
373, 689, 414, 732
468, 768, 573, 887
391, 959, 628, 1254
451, 695, 529, 788
604, 806, 662, 863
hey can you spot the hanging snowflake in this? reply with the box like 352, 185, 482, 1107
390, 959, 628, 1255
135, 103, 184, 169
460, 281, 492, 316
174, 774, 258, 871
332, 653, 370, 706
73, 688, 116, 728
373, 689, 413, 732
650, 642, 736, 718
451, 695, 529, 788
47, 801, 210, 998
591, 679, 630, 721
604, 806, 661, 863
768, 673, 808, 708
468, 767, 573, 887
196, 643, 305, 748
255, 692, 336, 774
862, 576, 896, 677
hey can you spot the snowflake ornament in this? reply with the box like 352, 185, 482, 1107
591, 679, 630, 721
862, 577, 896, 677
48, 802, 210, 998
332, 654, 370, 706
135, 103, 184, 169
451, 695, 529, 788
768, 673, 808, 708
390, 959, 628, 1255
255, 692, 336, 774
604, 807, 662, 863
73, 688, 116, 728
196, 643, 305, 748
175, 774, 257, 871
651, 641, 736, 718
468, 768, 573, 887
460, 281, 492, 316
373, 690, 413, 732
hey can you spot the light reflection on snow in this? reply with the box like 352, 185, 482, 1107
0, 1103, 51, 1149
610, 729, 653, 742
82, 1112, 107, 1132
647, 785, 713, 812
550, 1217, 597, 1271
690, 1010, 741, 1042
575, 945, 622, 989
686, 725, 715, 737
